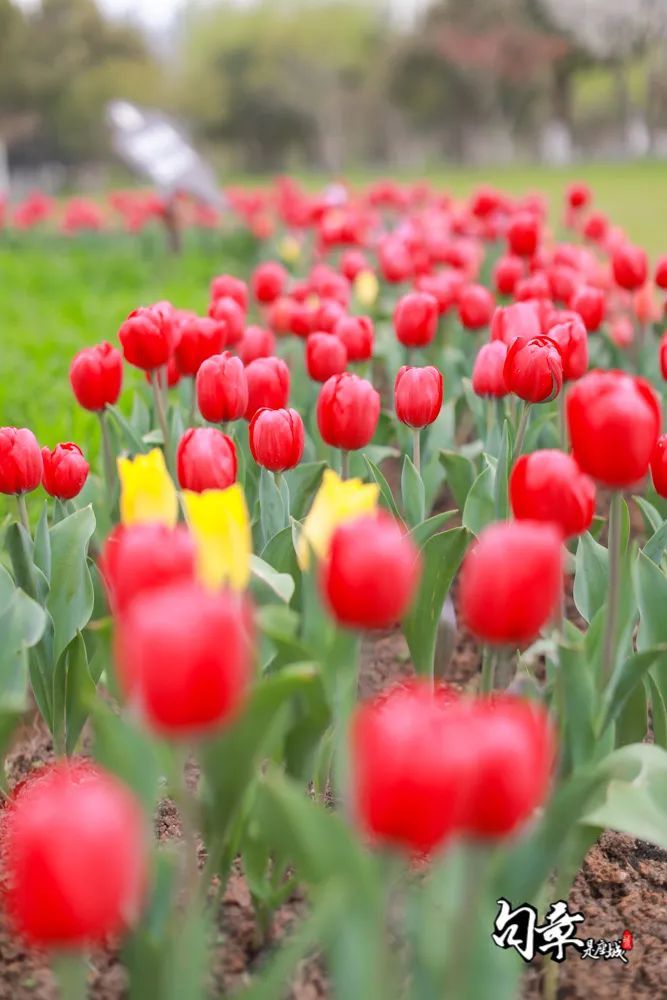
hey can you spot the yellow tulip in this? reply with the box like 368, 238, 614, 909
182, 485, 251, 591
298, 469, 379, 569
354, 269, 379, 309
278, 234, 302, 264
117, 449, 178, 528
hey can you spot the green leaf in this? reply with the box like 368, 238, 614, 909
363, 455, 404, 525
401, 454, 426, 527
33, 502, 51, 583
92, 706, 164, 810
633, 494, 663, 533
259, 467, 288, 546
439, 450, 475, 511
573, 531, 608, 623
64, 632, 97, 754
636, 549, 667, 650
106, 404, 148, 454
555, 641, 598, 773
493, 419, 512, 520
582, 743, 667, 850
462, 463, 495, 537
409, 509, 458, 549
250, 555, 295, 604
643, 520, 667, 565
285, 461, 326, 520
0, 585, 47, 710
47, 505, 96, 663
5, 521, 47, 602
645, 672, 667, 749
597, 647, 664, 738
403, 527, 470, 675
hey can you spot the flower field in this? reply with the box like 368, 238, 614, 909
1, 172, 667, 999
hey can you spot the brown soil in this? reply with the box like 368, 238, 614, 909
1, 535, 666, 998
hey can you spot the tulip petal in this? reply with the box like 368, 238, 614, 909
297, 468, 379, 569
117, 449, 178, 528
182, 485, 252, 591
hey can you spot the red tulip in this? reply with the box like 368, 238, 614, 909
321, 512, 420, 629
317, 373, 380, 451
507, 211, 540, 257
493, 255, 524, 296
515, 273, 551, 302
252, 261, 287, 304
311, 298, 346, 334
244, 356, 290, 420
566, 182, 591, 210
208, 296, 245, 346
0, 427, 43, 495
612, 243, 648, 292
1, 761, 147, 946
651, 435, 667, 498
118, 301, 175, 372
490, 302, 541, 346
394, 365, 443, 428
267, 296, 295, 336
176, 427, 237, 493
570, 285, 605, 333
350, 682, 470, 854
238, 325, 276, 366
503, 336, 563, 403
567, 370, 661, 487
306, 332, 348, 383
41, 443, 89, 501
196, 352, 248, 424
583, 212, 608, 243
340, 249, 369, 282
660, 332, 667, 380
174, 316, 225, 376
655, 256, 667, 290
249, 407, 304, 472
115, 581, 252, 736
70, 341, 123, 411
334, 315, 374, 362
210, 273, 248, 310
460, 696, 554, 838
99, 523, 196, 615
547, 265, 578, 305
546, 316, 588, 380
510, 450, 595, 539
472, 342, 508, 398
458, 284, 494, 331
460, 520, 563, 645
393, 291, 439, 348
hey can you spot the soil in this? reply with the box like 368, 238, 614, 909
1, 512, 666, 998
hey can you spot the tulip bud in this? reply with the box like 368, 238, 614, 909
0, 427, 43, 495
41, 443, 89, 501
174, 316, 225, 376
209, 273, 248, 310
567, 370, 661, 487
1, 761, 147, 946
503, 336, 563, 403
70, 341, 123, 411
612, 243, 648, 292
118, 301, 175, 372
570, 285, 605, 333
546, 316, 588, 381
493, 255, 524, 296
650, 434, 667, 498
249, 407, 305, 473
460, 520, 563, 645
471, 341, 508, 399
507, 211, 540, 257
100, 523, 196, 615
393, 291, 439, 348
244, 356, 290, 420
660, 332, 667, 381
490, 302, 541, 346
306, 332, 348, 383
317, 373, 380, 451
321, 512, 421, 629
208, 296, 245, 346
458, 284, 494, 331
238, 325, 276, 366
196, 352, 248, 424
252, 261, 287, 304
340, 249, 369, 282
510, 450, 595, 539
311, 298, 346, 334
394, 365, 443, 428
176, 427, 237, 493
334, 315, 374, 362
566, 182, 591, 210
655, 257, 667, 290
115, 581, 253, 736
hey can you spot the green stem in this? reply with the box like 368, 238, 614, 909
151, 370, 172, 465
558, 390, 568, 451
514, 401, 531, 457
340, 449, 350, 481
52, 951, 88, 1000
480, 646, 495, 694
15, 492, 30, 534
187, 377, 197, 428
448, 845, 490, 998
601, 491, 622, 685
98, 409, 116, 499
412, 428, 421, 474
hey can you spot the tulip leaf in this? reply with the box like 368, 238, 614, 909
636, 549, 667, 651
493, 419, 512, 520
0, 580, 47, 711
409, 509, 458, 549
46, 505, 96, 663
250, 555, 295, 604
403, 526, 470, 676
5, 521, 48, 603
92, 705, 164, 810
633, 494, 663, 533
462, 463, 495, 537
259, 467, 289, 547
597, 646, 664, 740
106, 403, 148, 454
401, 454, 426, 527
64, 632, 97, 754
363, 455, 404, 525
644, 673, 667, 749
581, 743, 667, 851
573, 531, 608, 624
33, 502, 51, 583
439, 450, 476, 511
642, 518, 667, 565
555, 641, 598, 774
285, 460, 326, 520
